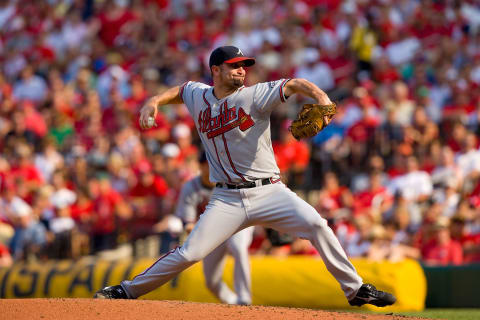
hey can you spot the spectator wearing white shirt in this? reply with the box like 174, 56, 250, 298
294, 56, 335, 92
45, 20, 69, 61
431, 146, 463, 190
50, 170, 77, 211
62, 11, 90, 51
456, 132, 480, 184
13, 65, 48, 104
7, 199, 47, 261
388, 156, 433, 203
385, 29, 420, 67
345, 215, 373, 258
0, 0, 15, 30
308, 24, 339, 52
47, 170, 77, 259
34, 139, 64, 184
385, 81, 416, 126
48, 199, 76, 259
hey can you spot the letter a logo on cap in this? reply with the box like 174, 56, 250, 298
237, 48, 243, 55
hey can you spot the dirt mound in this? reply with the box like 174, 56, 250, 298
0, 298, 424, 320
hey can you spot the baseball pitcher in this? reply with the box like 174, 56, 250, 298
95, 46, 396, 307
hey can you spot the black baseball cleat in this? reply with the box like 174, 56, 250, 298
93, 285, 129, 299
348, 284, 396, 307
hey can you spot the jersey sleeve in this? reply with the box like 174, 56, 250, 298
174, 182, 198, 223
253, 79, 290, 113
180, 81, 209, 114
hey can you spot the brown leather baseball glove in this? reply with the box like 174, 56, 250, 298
289, 103, 337, 140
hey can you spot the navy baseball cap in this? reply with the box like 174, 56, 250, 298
209, 46, 255, 69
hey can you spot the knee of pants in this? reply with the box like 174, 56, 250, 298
179, 246, 208, 263
306, 216, 329, 234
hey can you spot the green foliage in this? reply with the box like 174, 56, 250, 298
398, 309, 480, 320
339, 308, 480, 320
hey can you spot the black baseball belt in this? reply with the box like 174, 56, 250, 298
215, 177, 281, 189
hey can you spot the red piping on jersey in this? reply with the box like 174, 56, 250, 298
203, 90, 232, 183
279, 79, 288, 102
202, 90, 210, 107
132, 247, 176, 280
221, 100, 247, 182
222, 132, 247, 182
212, 137, 232, 183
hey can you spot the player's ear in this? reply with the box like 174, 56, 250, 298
211, 65, 220, 77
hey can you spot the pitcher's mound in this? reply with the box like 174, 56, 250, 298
0, 298, 422, 320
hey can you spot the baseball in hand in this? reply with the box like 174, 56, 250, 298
148, 117, 155, 128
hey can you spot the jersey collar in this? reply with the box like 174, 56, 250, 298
210, 86, 244, 102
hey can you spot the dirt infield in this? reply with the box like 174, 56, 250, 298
0, 299, 427, 320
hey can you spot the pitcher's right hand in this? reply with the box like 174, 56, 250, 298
139, 104, 157, 130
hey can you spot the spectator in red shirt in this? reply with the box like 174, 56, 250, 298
70, 187, 94, 226
90, 174, 131, 252
320, 45, 355, 86
289, 238, 319, 256
10, 143, 43, 195
316, 171, 353, 221
353, 171, 393, 218
101, 89, 130, 135
346, 97, 381, 145
422, 217, 463, 266
443, 94, 476, 121
95, 0, 138, 47
449, 215, 480, 263
22, 101, 47, 138
125, 76, 148, 113
70, 187, 94, 257
129, 143, 153, 177
273, 119, 310, 188
0, 155, 11, 196
446, 122, 467, 153
372, 55, 399, 84
463, 234, 480, 264
129, 166, 169, 241
150, 151, 177, 215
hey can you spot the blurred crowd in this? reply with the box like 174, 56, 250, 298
1, 0, 480, 268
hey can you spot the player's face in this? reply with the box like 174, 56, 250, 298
219, 61, 246, 88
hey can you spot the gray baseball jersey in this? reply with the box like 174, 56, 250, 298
180, 79, 290, 183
